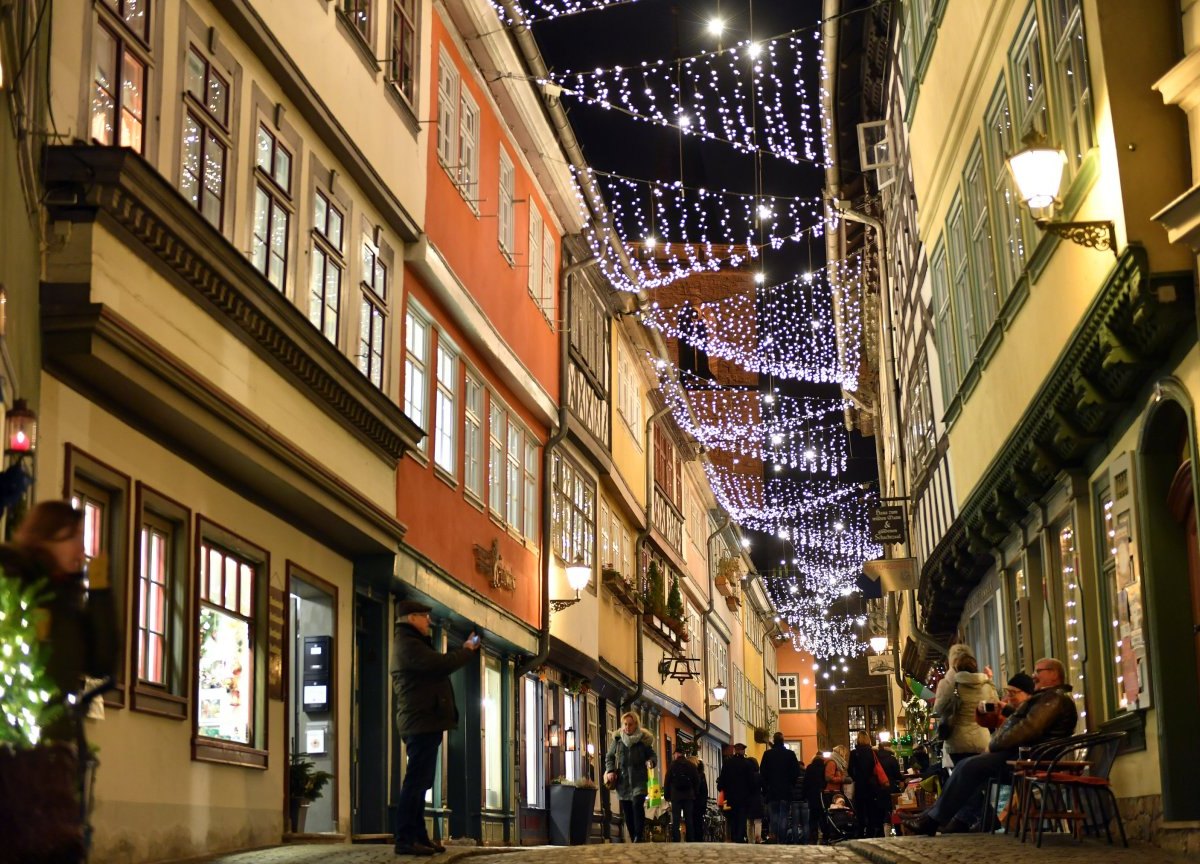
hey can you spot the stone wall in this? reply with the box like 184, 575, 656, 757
1117, 795, 1200, 854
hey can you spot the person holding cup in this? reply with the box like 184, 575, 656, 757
933, 644, 999, 764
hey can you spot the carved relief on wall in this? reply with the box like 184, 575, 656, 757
473, 539, 516, 591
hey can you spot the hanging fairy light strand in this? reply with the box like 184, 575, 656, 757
544, 32, 825, 166
488, 0, 644, 25
574, 168, 828, 292
639, 260, 863, 386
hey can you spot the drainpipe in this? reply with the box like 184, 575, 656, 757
699, 513, 730, 736
626, 400, 672, 710
516, 252, 597, 676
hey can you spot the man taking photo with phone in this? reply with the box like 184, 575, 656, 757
391, 599, 481, 855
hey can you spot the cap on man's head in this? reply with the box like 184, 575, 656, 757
733, 742, 747, 751
1007, 672, 1035, 695
396, 599, 433, 616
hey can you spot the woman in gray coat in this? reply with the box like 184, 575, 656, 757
604, 711, 658, 842
933, 643, 998, 763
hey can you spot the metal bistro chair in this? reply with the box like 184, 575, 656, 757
988, 735, 1076, 835
1019, 732, 1127, 847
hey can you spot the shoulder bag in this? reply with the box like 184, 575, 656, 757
872, 750, 889, 787
936, 683, 960, 740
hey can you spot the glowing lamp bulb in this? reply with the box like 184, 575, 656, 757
770, 433, 783, 445
754, 272, 766, 284
706, 17, 725, 36
748, 43, 762, 58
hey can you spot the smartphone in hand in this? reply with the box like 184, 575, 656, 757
469, 633, 481, 647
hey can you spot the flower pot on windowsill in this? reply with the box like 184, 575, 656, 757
724, 593, 741, 611
715, 576, 734, 598
289, 799, 311, 834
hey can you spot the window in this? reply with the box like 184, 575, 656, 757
488, 401, 504, 515
360, 236, 387, 388
251, 124, 292, 291
847, 705, 866, 743
946, 199, 977, 379
198, 540, 257, 745
498, 149, 515, 256
540, 224, 555, 319
527, 207, 543, 303
1098, 461, 1150, 715
464, 373, 484, 500
570, 279, 609, 387
617, 343, 643, 434
963, 143, 997, 338
1047, 0, 1093, 170
342, 0, 370, 42
1011, 12, 1048, 139
389, 0, 417, 104
1056, 520, 1088, 730
483, 655, 504, 809
90, 0, 151, 152
563, 693, 579, 782
930, 243, 958, 402
433, 342, 457, 475
404, 309, 429, 444
522, 675, 544, 807
129, 489, 189, 717
66, 446, 131, 706
309, 189, 344, 343
907, 354, 937, 473
551, 452, 595, 571
506, 422, 522, 530
457, 91, 479, 204
523, 437, 537, 542
436, 49, 459, 169
984, 84, 1025, 299
181, 45, 230, 229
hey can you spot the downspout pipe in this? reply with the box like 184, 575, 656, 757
516, 252, 597, 676
626, 400, 672, 710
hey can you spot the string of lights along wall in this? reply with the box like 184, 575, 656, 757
544, 32, 826, 167
488, 0, 643, 25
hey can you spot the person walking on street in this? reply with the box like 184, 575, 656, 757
605, 712, 657, 843
848, 732, 885, 837
760, 731, 799, 842
391, 599, 480, 856
717, 742, 756, 842
803, 754, 826, 843
664, 748, 701, 841
790, 758, 810, 843
691, 758, 709, 842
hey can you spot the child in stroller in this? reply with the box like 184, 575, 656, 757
819, 792, 858, 843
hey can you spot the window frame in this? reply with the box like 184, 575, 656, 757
457, 88, 480, 210
436, 47, 459, 170
962, 140, 998, 342
929, 241, 958, 405
388, 0, 418, 106
193, 517, 269, 767
1044, 0, 1094, 173
340, 0, 372, 45
404, 304, 431, 454
527, 207, 544, 308
551, 451, 595, 576
248, 110, 297, 294
65, 444, 132, 709
89, 0, 153, 154
433, 336, 458, 478
463, 369, 484, 502
359, 228, 391, 389
983, 81, 1026, 301
131, 483, 191, 719
498, 147, 515, 258
945, 197, 977, 382
178, 33, 237, 234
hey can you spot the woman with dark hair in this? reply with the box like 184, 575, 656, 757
0, 500, 118, 740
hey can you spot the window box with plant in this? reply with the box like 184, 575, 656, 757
289, 753, 333, 833
715, 556, 741, 598
602, 566, 642, 614
548, 777, 598, 845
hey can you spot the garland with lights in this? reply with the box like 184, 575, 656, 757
488, 0, 643, 25
641, 264, 862, 386
546, 33, 825, 166
574, 167, 827, 293
0, 576, 58, 748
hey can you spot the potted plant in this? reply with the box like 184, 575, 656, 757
548, 777, 597, 845
289, 753, 333, 833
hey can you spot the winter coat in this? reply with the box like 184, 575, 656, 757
390, 622, 475, 736
605, 728, 657, 800
746, 767, 764, 819
848, 744, 882, 794
934, 670, 997, 755
664, 754, 701, 802
877, 748, 904, 793
823, 752, 846, 792
990, 684, 1079, 753
802, 757, 826, 804
716, 752, 757, 803
759, 741, 800, 801
0, 546, 118, 741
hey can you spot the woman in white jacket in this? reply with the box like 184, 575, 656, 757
934, 644, 998, 763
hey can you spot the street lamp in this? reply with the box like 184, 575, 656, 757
869, 635, 888, 655
4, 399, 37, 456
1007, 132, 1115, 253
550, 558, 592, 612
565, 727, 577, 752
707, 681, 727, 710
548, 721, 560, 748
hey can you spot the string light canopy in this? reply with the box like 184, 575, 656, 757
488, 0, 644, 25
545, 32, 826, 166
573, 167, 827, 293
641, 261, 863, 386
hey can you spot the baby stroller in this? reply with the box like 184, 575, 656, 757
818, 792, 858, 844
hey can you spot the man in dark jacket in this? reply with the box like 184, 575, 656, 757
759, 732, 800, 842
391, 599, 479, 855
876, 741, 904, 792
663, 748, 701, 841
802, 755, 826, 843
904, 657, 1078, 835
717, 742, 757, 842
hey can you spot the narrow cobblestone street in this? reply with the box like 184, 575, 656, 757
177, 835, 1191, 864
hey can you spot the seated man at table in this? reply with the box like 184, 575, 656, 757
903, 658, 1077, 835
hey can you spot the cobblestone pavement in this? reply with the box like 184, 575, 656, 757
172, 834, 1192, 864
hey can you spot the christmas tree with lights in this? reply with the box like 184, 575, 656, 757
0, 574, 58, 748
